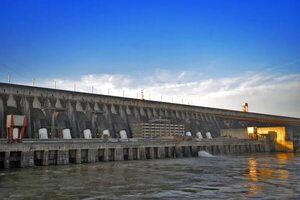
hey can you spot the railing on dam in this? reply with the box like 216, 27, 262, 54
0, 137, 256, 145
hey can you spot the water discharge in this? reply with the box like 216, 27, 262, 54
198, 150, 215, 157
0, 153, 299, 199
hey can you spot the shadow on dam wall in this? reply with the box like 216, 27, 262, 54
0, 83, 300, 139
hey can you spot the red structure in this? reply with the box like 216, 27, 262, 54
6, 114, 27, 143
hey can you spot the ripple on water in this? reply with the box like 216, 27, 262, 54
0, 153, 299, 199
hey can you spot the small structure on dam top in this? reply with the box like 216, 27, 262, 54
131, 119, 185, 139
0, 83, 300, 169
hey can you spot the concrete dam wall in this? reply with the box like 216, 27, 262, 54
1, 83, 300, 139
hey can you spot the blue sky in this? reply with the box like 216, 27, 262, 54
0, 0, 300, 116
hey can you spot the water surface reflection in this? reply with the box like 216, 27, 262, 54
0, 153, 299, 199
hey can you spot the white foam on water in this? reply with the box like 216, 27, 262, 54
198, 151, 214, 157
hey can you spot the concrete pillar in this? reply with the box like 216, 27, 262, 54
4, 152, 10, 169
255, 144, 260, 152
114, 148, 124, 161
128, 148, 133, 160
207, 146, 213, 154
149, 147, 154, 159
57, 150, 69, 165
42, 151, 49, 166
214, 146, 219, 154
88, 149, 97, 163
185, 147, 192, 157
241, 145, 246, 153
103, 148, 109, 161
257, 144, 261, 152
210, 146, 215, 155
21, 97, 32, 138
21, 151, 34, 168
262, 144, 267, 152
235, 145, 239, 153
225, 145, 230, 154
175, 146, 183, 157
0, 98, 5, 139
208, 146, 215, 154
228, 145, 232, 153
75, 149, 81, 164
238, 145, 242, 153
217, 145, 222, 154
138, 147, 145, 160
264, 142, 270, 152
231, 145, 236, 154
158, 147, 165, 159
254, 144, 258, 152
168, 147, 173, 158
192, 146, 198, 156
170, 147, 176, 158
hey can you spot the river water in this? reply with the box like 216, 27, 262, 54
0, 153, 299, 199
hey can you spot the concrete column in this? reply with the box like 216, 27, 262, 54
248, 144, 252, 153
88, 149, 97, 163
210, 146, 215, 155
42, 151, 49, 166
169, 147, 174, 158
167, 147, 172, 158
21, 97, 32, 138
225, 145, 229, 154
241, 145, 246, 153
258, 144, 261, 152
192, 146, 198, 157
128, 148, 133, 160
185, 147, 192, 157
238, 145, 242, 153
262, 143, 267, 152
209, 145, 216, 154
4, 152, 10, 169
256, 144, 260, 152
114, 148, 124, 161
57, 150, 69, 165
170, 147, 176, 158
21, 151, 34, 167
75, 149, 81, 164
154, 147, 159, 159
236, 145, 240, 153
214, 146, 219, 154
231, 145, 236, 154
149, 147, 154, 159
254, 144, 258, 152
103, 148, 109, 161
228, 145, 232, 154
218, 145, 223, 154
158, 147, 165, 159
138, 147, 145, 160
258, 144, 262, 152
175, 146, 183, 158
264, 142, 270, 152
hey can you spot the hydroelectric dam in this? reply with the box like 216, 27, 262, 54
0, 83, 300, 169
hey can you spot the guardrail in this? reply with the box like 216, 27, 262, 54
0, 137, 262, 144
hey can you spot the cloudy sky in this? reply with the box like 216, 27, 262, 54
0, 0, 299, 117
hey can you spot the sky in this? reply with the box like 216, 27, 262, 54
0, 0, 299, 117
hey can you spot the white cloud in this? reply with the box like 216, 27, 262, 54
37, 70, 300, 118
